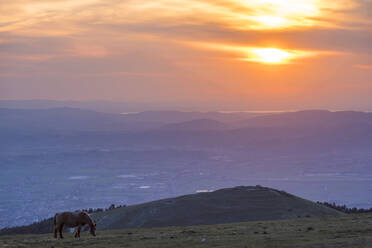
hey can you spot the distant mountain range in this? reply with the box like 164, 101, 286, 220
3, 106, 372, 131
0, 107, 163, 132
0, 107, 266, 132
0, 100, 173, 113
0, 99, 280, 115
235, 110, 372, 128
121, 110, 266, 123
2, 107, 372, 152
0, 186, 341, 235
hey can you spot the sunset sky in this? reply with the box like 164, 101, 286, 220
1, 0, 371, 110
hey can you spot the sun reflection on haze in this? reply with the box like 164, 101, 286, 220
189, 42, 323, 64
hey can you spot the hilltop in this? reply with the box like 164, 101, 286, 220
0, 186, 341, 235
93, 186, 341, 230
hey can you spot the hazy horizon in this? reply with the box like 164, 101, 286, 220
2, 99, 372, 113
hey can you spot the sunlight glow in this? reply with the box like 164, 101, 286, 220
249, 48, 292, 63
251, 16, 289, 28
1, 0, 357, 36
189, 42, 321, 65
239, 0, 321, 29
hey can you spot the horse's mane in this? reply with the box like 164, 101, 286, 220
82, 211, 95, 226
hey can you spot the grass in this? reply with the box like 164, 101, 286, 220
2, 213, 372, 248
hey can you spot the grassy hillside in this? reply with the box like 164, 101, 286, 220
2, 213, 372, 248
0, 186, 341, 235
0, 186, 341, 236
93, 186, 341, 230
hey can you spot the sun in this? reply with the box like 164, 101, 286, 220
249, 48, 292, 64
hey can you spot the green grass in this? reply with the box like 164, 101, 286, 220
2, 213, 372, 248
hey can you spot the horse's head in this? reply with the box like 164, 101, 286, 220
83, 212, 97, 237
90, 220, 97, 236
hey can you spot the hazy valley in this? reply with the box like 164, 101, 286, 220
2, 106, 372, 228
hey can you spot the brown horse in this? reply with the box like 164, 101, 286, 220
53, 211, 96, 238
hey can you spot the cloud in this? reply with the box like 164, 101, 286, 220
354, 64, 372, 70
1, 0, 370, 62
64, 44, 109, 58
0, 0, 371, 109
0, 0, 368, 33
186, 41, 338, 64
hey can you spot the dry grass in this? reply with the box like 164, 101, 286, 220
2, 213, 372, 248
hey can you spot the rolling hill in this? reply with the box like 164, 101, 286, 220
0, 186, 341, 235
93, 186, 341, 230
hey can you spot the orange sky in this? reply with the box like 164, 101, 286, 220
0, 0, 371, 110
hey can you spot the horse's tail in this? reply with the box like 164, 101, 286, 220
53, 214, 57, 238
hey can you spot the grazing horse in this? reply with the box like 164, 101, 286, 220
53, 211, 96, 239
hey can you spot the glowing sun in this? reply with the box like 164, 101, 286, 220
249, 48, 292, 64
188, 42, 321, 65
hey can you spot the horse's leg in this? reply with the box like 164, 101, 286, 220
77, 225, 81, 238
74, 225, 81, 238
74, 227, 78, 238
59, 223, 64, 239
53, 223, 57, 238
53, 214, 58, 238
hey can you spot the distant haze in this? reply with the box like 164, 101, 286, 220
0, 99, 296, 112
2, 108, 372, 228
0, 100, 371, 113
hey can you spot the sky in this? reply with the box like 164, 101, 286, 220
0, 0, 371, 111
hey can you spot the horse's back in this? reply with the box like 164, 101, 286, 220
55, 211, 80, 227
